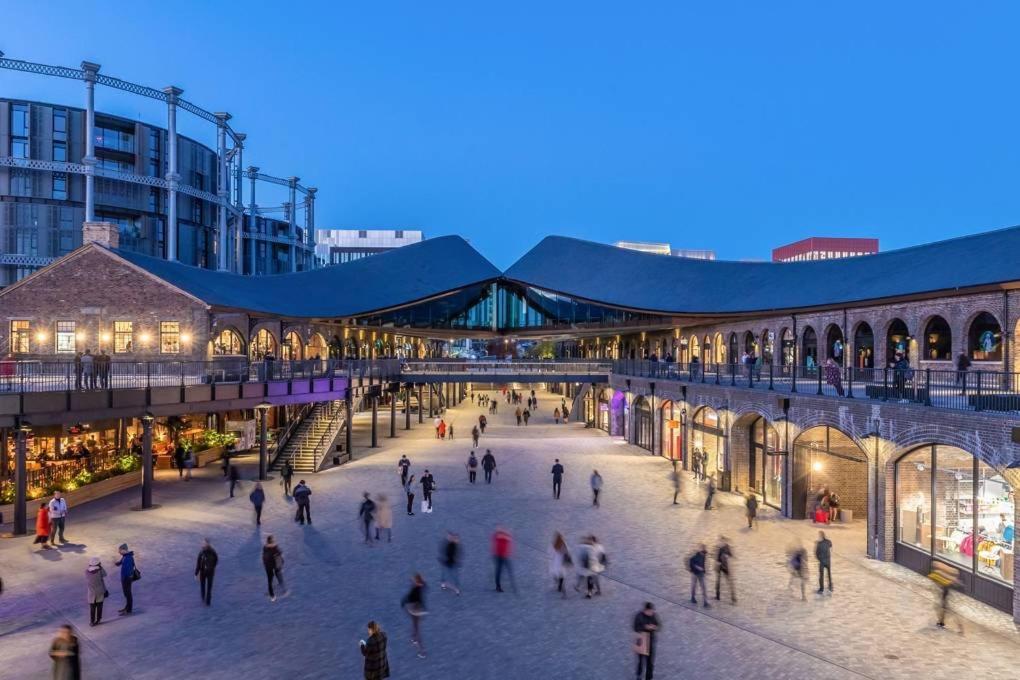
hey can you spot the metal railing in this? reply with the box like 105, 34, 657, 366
0, 358, 381, 394
1, 448, 129, 496
401, 360, 612, 376
612, 360, 1020, 413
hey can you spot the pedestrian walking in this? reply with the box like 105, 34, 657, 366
824, 358, 845, 396
550, 532, 573, 597
466, 451, 478, 483
632, 602, 660, 680
401, 573, 428, 658
930, 561, 964, 632
714, 536, 735, 604
195, 539, 218, 606
479, 414, 487, 433
48, 491, 68, 545
554, 407, 561, 424
481, 449, 497, 483
34, 502, 52, 549
439, 531, 462, 594
375, 495, 392, 542
671, 466, 682, 505
281, 460, 294, 495
523, 408, 530, 425
471, 426, 480, 448
588, 535, 607, 596
420, 470, 435, 512
447, 423, 454, 440
174, 442, 186, 479
360, 621, 390, 680
434, 416, 441, 439
249, 482, 265, 525
745, 492, 758, 528
293, 480, 312, 525
404, 474, 416, 516
787, 544, 808, 600
515, 407, 522, 426
49, 624, 81, 680
491, 527, 516, 593
815, 531, 833, 594
688, 544, 709, 607
228, 465, 241, 498
184, 448, 194, 480
85, 557, 107, 626
397, 455, 411, 486
262, 534, 285, 601
438, 419, 446, 440
114, 543, 136, 615
703, 475, 716, 510
590, 469, 603, 507
359, 492, 376, 545
551, 459, 565, 499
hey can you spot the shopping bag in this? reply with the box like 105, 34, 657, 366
814, 508, 829, 524
421, 499, 429, 513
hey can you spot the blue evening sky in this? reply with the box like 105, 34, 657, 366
4, 2, 1019, 267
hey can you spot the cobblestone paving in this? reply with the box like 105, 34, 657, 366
1, 390, 1018, 679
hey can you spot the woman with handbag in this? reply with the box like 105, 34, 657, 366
84, 557, 108, 626
401, 573, 427, 659
262, 535, 286, 602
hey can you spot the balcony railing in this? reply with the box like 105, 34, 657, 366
401, 360, 612, 376
612, 360, 1020, 413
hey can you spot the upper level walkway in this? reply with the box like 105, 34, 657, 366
399, 359, 611, 384
611, 359, 1020, 414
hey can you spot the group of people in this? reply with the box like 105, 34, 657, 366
812, 486, 841, 524
398, 454, 438, 515
550, 532, 607, 598
433, 416, 453, 440
73, 349, 113, 390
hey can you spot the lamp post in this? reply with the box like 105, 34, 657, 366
140, 412, 155, 509
256, 401, 271, 481
13, 419, 30, 535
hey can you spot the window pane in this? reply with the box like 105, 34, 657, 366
11, 320, 31, 353
160, 321, 180, 354
56, 320, 76, 353
934, 445, 975, 571
114, 321, 133, 353
897, 447, 932, 551
975, 460, 1014, 584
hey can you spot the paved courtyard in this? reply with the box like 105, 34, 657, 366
1, 389, 1018, 679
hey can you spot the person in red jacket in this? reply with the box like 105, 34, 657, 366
491, 527, 516, 593
34, 503, 52, 550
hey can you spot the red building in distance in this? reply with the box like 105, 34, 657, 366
772, 236, 879, 262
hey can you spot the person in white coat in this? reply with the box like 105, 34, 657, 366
549, 532, 573, 597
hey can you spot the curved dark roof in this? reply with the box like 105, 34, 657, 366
112, 235, 500, 318
503, 226, 1020, 315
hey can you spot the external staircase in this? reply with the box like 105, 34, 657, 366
271, 400, 346, 473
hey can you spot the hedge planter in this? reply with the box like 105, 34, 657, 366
0, 470, 142, 524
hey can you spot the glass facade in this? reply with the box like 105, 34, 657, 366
752, 417, 784, 509
896, 445, 1014, 588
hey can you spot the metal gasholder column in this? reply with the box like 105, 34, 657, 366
163, 86, 183, 261
81, 62, 100, 224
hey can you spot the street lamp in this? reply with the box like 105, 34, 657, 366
140, 412, 155, 509
255, 401, 271, 481
13, 419, 32, 535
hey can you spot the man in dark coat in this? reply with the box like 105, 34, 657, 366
632, 602, 661, 680
195, 539, 218, 606
293, 480, 312, 524
360, 621, 390, 679
481, 450, 497, 484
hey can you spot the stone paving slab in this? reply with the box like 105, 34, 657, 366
0, 390, 1017, 679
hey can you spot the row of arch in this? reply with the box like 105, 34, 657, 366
627, 397, 1016, 610
672, 311, 1003, 368
210, 326, 448, 361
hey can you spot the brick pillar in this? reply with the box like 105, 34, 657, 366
82, 221, 120, 249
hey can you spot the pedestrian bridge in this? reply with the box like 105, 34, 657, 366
399, 360, 611, 384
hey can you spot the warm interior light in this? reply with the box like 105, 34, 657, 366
139, 332, 151, 343
75, 332, 86, 341
101, 332, 111, 342
180, 332, 192, 343
812, 461, 823, 472
36, 331, 47, 342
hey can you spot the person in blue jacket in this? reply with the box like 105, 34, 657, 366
114, 543, 136, 615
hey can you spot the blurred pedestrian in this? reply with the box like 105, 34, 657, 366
439, 531, 461, 595
34, 502, 52, 550
375, 494, 392, 542
262, 534, 285, 601
471, 426, 480, 448
404, 474, 416, 516
229, 465, 241, 498
550, 532, 573, 597
359, 492, 376, 545
281, 460, 294, 495
84, 557, 107, 626
114, 543, 136, 615
249, 482, 265, 526
49, 624, 81, 680
671, 466, 682, 505
293, 480, 312, 525
815, 531, 833, 594
491, 527, 516, 593
588, 535, 607, 596
787, 543, 808, 600
195, 539, 218, 606
930, 561, 963, 632
688, 544, 709, 607
714, 536, 735, 604
551, 459, 565, 499
482, 449, 497, 483
397, 455, 410, 486
467, 451, 478, 483
632, 602, 660, 680
420, 470, 436, 512
554, 407, 561, 424
523, 409, 530, 425
590, 469, 603, 507
48, 491, 68, 545
360, 620, 390, 680
703, 475, 716, 510
401, 573, 427, 658
745, 492, 758, 528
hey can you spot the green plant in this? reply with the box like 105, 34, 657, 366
73, 469, 94, 486
116, 454, 141, 473
196, 429, 238, 451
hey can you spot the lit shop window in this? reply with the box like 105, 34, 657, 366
160, 321, 180, 354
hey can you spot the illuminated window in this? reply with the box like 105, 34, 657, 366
56, 321, 76, 353
10, 320, 31, 354
160, 321, 180, 354
114, 321, 133, 353
212, 328, 243, 355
